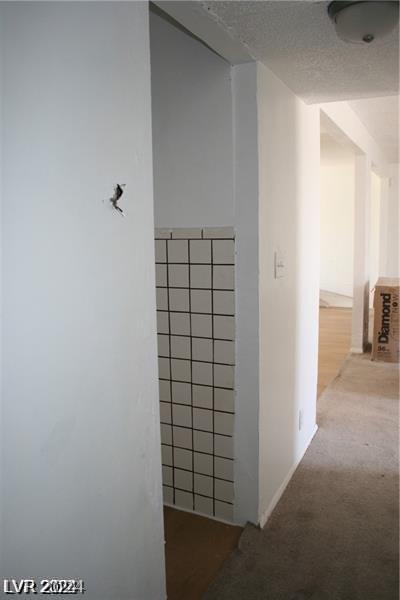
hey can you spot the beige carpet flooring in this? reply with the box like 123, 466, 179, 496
204, 354, 399, 600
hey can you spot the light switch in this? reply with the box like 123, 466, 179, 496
274, 251, 286, 279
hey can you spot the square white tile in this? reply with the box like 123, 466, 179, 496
190, 265, 211, 289
214, 412, 234, 436
194, 473, 213, 497
157, 334, 170, 357
171, 358, 191, 383
159, 402, 171, 424
214, 434, 233, 459
192, 361, 213, 386
171, 228, 202, 239
174, 468, 193, 492
173, 426, 192, 450
168, 239, 188, 263
194, 495, 213, 517
172, 404, 192, 428
158, 357, 170, 380
193, 408, 213, 432
214, 340, 235, 365
193, 430, 213, 454
159, 380, 171, 402
190, 240, 211, 263
168, 264, 189, 287
191, 314, 212, 338
169, 288, 189, 312
163, 485, 173, 504
171, 382, 191, 405
215, 479, 234, 503
214, 457, 234, 481
192, 338, 213, 362
192, 385, 213, 409
190, 289, 212, 313
155, 264, 167, 287
214, 364, 234, 388
214, 388, 234, 413
194, 452, 213, 476
174, 489, 193, 511
214, 315, 235, 340
170, 336, 191, 359
213, 240, 235, 264
170, 312, 190, 335
155, 228, 171, 239
160, 423, 172, 445
157, 311, 169, 335
213, 265, 234, 290
155, 239, 167, 263
215, 501, 233, 522
162, 444, 173, 466
203, 227, 234, 239
213, 291, 235, 315
162, 465, 173, 486
174, 447, 193, 470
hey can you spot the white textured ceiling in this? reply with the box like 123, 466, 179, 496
201, 1, 399, 104
349, 95, 399, 163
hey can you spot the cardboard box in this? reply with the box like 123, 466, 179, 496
372, 277, 400, 363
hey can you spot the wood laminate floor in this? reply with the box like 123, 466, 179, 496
317, 307, 352, 398
163, 506, 242, 600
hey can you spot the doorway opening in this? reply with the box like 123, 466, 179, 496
318, 131, 381, 398
149, 5, 242, 599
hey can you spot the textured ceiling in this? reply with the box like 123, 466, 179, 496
349, 95, 399, 163
201, 1, 399, 104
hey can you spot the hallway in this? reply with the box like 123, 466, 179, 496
204, 352, 399, 599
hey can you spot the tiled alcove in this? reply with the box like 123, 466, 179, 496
155, 227, 235, 522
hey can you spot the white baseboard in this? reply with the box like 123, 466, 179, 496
258, 424, 319, 529
350, 347, 363, 354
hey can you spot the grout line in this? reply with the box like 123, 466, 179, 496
211, 239, 216, 517
162, 463, 234, 484
160, 403, 234, 416
187, 239, 195, 512
165, 239, 176, 504
159, 378, 234, 392
161, 441, 233, 461
158, 354, 235, 367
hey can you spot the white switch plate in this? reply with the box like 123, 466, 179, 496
274, 251, 286, 279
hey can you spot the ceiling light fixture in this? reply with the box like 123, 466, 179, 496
328, 1, 399, 44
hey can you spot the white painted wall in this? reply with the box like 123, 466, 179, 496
320, 137, 355, 298
1, 4, 166, 598
150, 10, 234, 227
257, 63, 320, 525
381, 164, 400, 278
231, 62, 260, 526
370, 171, 381, 291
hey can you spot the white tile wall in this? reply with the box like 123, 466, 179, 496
155, 228, 235, 522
